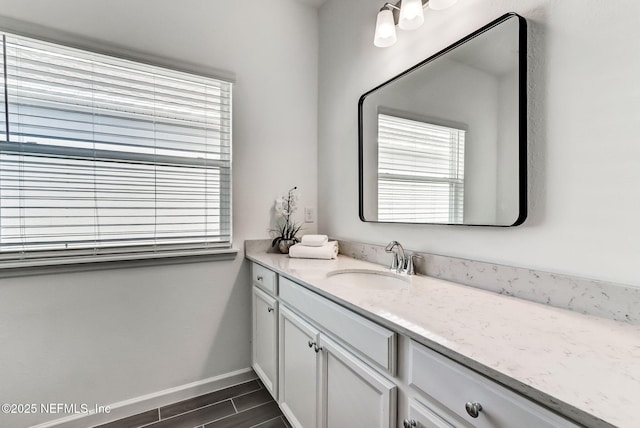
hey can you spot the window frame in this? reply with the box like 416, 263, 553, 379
0, 29, 236, 270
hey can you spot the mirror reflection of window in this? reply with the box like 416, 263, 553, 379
377, 114, 465, 223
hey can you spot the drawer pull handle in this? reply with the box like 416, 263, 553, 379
465, 401, 483, 418
402, 418, 417, 428
256, 275, 263, 281
267, 307, 274, 313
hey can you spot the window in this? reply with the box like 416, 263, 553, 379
377, 114, 465, 223
0, 32, 232, 267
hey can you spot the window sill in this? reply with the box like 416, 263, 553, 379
0, 248, 239, 279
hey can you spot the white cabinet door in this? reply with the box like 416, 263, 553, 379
279, 306, 322, 428
252, 286, 278, 399
320, 336, 397, 428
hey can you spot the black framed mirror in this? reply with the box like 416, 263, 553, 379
358, 13, 527, 226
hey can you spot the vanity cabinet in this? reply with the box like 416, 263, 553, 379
251, 264, 278, 399
249, 260, 581, 428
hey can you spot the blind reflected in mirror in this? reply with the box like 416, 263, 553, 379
377, 114, 465, 223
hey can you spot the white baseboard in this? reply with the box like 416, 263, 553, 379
30, 368, 257, 428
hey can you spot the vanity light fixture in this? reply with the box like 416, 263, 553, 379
373, 0, 458, 47
373, 5, 398, 47
399, 0, 424, 30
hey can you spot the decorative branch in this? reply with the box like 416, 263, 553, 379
271, 186, 303, 247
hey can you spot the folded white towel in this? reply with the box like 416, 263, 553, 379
289, 241, 338, 260
300, 234, 329, 247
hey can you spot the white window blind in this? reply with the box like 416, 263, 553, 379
0, 32, 232, 266
378, 114, 465, 223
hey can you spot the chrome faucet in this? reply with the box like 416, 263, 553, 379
385, 241, 419, 275
385, 241, 406, 274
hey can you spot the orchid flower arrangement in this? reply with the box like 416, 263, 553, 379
271, 186, 303, 248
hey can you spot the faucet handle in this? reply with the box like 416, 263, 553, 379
406, 253, 422, 275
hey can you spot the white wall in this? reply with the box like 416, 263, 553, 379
318, 0, 640, 286
0, 0, 318, 426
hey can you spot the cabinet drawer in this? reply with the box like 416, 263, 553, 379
252, 262, 277, 295
409, 341, 579, 428
279, 276, 396, 374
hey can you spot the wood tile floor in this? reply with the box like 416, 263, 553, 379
93, 377, 290, 428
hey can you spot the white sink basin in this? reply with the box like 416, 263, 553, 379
325, 268, 409, 290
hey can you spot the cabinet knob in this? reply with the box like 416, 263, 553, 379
256, 275, 263, 281
465, 401, 483, 418
308, 340, 315, 348
267, 307, 274, 313
402, 418, 417, 428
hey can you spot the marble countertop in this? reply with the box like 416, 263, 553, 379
246, 249, 640, 428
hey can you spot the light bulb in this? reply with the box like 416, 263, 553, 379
374, 8, 397, 48
399, 0, 424, 31
428, 0, 458, 11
